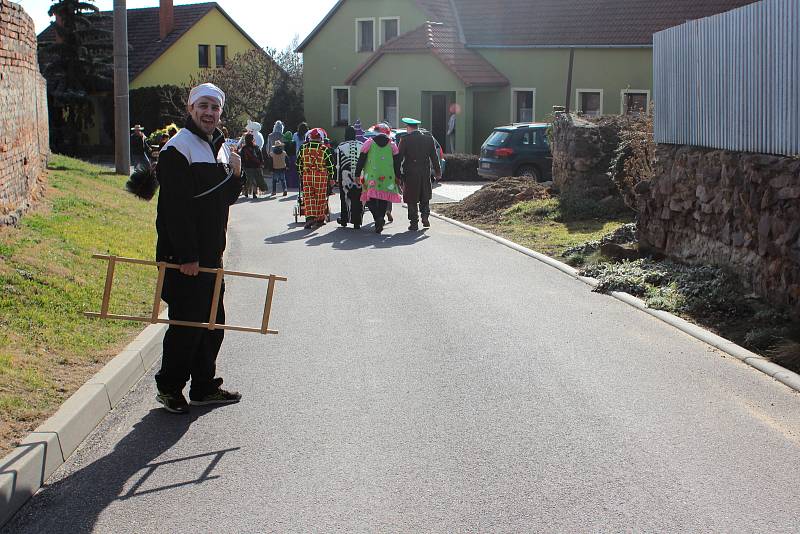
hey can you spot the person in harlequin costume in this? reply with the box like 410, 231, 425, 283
354, 123, 402, 234
335, 126, 364, 229
296, 127, 335, 229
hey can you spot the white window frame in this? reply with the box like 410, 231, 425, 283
510, 88, 536, 123
355, 18, 376, 53
379, 17, 400, 45
620, 89, 650, 115
376, 87, 400, 129
331, 86, 351, 127
575, 88, 604, 116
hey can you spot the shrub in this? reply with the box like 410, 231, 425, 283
443, 153, 480, 181
129, 85, 186, 135
558, 189, 632, 221
580, 259, 752, 320
611, 109, 655, 210
744, 326, 792, 351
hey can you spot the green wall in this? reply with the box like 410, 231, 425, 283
350, 53, 462, 126
468, 48, 653, 152
471, 88, 506, 153
301, 0, 655, 154
475, 47, 654, 119
302, 0, 428, 135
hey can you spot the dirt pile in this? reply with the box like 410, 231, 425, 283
437, 176, 550, 223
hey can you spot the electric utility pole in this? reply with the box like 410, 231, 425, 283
113, 0, 130, 174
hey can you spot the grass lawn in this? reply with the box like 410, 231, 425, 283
0, 155, 158, 456
438, 197, 634, 259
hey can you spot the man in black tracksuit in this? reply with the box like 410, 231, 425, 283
154, 83, 244, 413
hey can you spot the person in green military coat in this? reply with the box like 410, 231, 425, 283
398, 117, 442, 231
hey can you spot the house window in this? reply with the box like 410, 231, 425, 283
576, 89, 603, 116
377, 88, 399, 128
380, 17, 399, 44
215, 45, 227, 68
511, 88, 535, 122
622, 90, 650, 115
198, 44, 209, 68
356, 19, 375, 52
332, 87, 350, 126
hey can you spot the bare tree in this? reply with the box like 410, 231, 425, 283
188, 48, 284, 134
158, 41, 304, 136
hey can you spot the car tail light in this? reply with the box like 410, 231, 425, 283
495, 148, 514, 158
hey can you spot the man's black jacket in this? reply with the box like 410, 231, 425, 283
155, 117, 243, 267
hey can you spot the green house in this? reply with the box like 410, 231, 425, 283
297, 0, 756, 154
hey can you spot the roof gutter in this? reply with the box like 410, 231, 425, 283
296, 0, 345, 52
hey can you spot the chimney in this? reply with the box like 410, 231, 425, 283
55, 13, 64, 43
159, 0, 174, 40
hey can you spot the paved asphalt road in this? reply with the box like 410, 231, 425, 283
5, 191, 800, 533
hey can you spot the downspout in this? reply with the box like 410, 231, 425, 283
565, 48, 575, 113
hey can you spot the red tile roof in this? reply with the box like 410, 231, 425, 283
414, 0, 459, 27
299, 0, 759, 51
345, 22, 508, 87
452, 0, 759, 47
38, 2, 263, 82
304, 0, 761, 89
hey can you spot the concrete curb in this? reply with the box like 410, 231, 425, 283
431, 210, 800, 395
0, 322, 166, 526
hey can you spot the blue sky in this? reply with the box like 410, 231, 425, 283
16, 0, 339, 50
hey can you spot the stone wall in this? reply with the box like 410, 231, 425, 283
637, 145, 800, 310
551, 113, 621, 200
0, 0, 49, 226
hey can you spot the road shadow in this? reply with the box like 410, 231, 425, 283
234, 196, 272, 204
235, 193, 299, 206
2, 408, 237, 533
305, 223, 430, 250
263, 225, 320, 244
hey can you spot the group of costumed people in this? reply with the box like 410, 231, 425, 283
298, 118, 443, 233
123, 81, 445, 414
235, 119, 307, 198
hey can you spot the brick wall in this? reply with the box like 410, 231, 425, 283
0, 0, 48, 226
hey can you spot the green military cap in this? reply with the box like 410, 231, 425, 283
401, 117, 421, 125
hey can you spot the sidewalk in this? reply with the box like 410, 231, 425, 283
431, 180, 488, 204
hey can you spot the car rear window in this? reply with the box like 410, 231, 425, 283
486, 130, 510, 146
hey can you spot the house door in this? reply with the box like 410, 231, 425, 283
431, 94, 448, 148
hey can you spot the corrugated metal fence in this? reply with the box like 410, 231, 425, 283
653, 0, 800, 156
